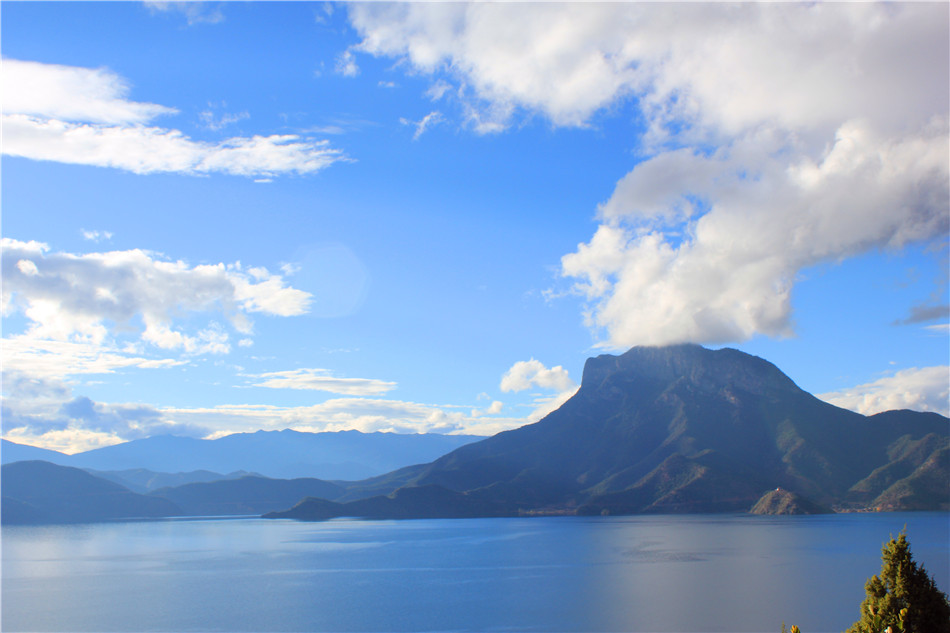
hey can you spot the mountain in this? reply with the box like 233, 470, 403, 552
274, 345, 949, 520
265, 484, 512, 521
1, 461, 181, 524
53, 430, 481, 480
87, 468, 258, 494
1, 439, 71, 466
149, 475, 347, 516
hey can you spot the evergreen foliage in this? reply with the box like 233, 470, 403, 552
845, 531, 950, 633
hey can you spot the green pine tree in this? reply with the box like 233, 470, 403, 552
845, 531, 950, 633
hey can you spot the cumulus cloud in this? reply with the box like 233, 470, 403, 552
2, 59, 346, 178
818, 366, 950, 417
501, 359, 576, 394
251, 368, 397, 396
347, 3, 949, 348
348, 4, 947, 137
2, 238, 311, 363
500, 359, 579, 423
562, 122, 949, 346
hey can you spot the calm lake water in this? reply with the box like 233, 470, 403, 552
3, 513, 948, 633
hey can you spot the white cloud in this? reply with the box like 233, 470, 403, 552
500, 359, 579, 423
2, 238, 311, 369
2, 59, 346, 178
3, 59, 176, 124
348, 3, 638, 130
562, 122, 949, 347
471, 400, 503, 418
500, 359, 576, 394
348, 3, 949, 348
251, 368, 397, 396
348, 4, 947, 137
818, 366, 950, 417
2, 427, 125, 455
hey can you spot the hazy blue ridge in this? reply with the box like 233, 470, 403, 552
149, 475, 348, 516
1, 460, 181, 524
87, 468, 259, 494
1, 440, 71, 466
2, 430, 482, 481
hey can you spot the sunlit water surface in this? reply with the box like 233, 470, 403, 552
3, 513, 948, 632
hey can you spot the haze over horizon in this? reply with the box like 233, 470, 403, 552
2, 2, 948, 455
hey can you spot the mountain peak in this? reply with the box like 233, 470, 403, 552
580, 344, 801, 398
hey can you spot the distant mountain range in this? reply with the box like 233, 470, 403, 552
270, 345, 949, 520
2, 429, 481, 481
1, 461, 181, 524
4, 345, 948, 524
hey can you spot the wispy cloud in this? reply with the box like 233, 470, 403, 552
251, 368, 397, 396
336, 49, 359, 77
399, 111, 443, 140
199, 105, 250, 131
2, 59, 347, 178
144, 1, 225, 26
893, 303, 950, 326
1, 338, 184, 382
80, 229, 113, 243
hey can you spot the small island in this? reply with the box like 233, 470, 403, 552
750, 488, 833, 515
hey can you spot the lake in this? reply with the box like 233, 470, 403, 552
3, 513, 948, 633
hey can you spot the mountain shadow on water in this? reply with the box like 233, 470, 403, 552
271, 345, 948, 521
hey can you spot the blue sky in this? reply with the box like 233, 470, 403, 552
3, 2, 948, 454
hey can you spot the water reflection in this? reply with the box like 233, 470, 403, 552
3, 513, 947, 632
